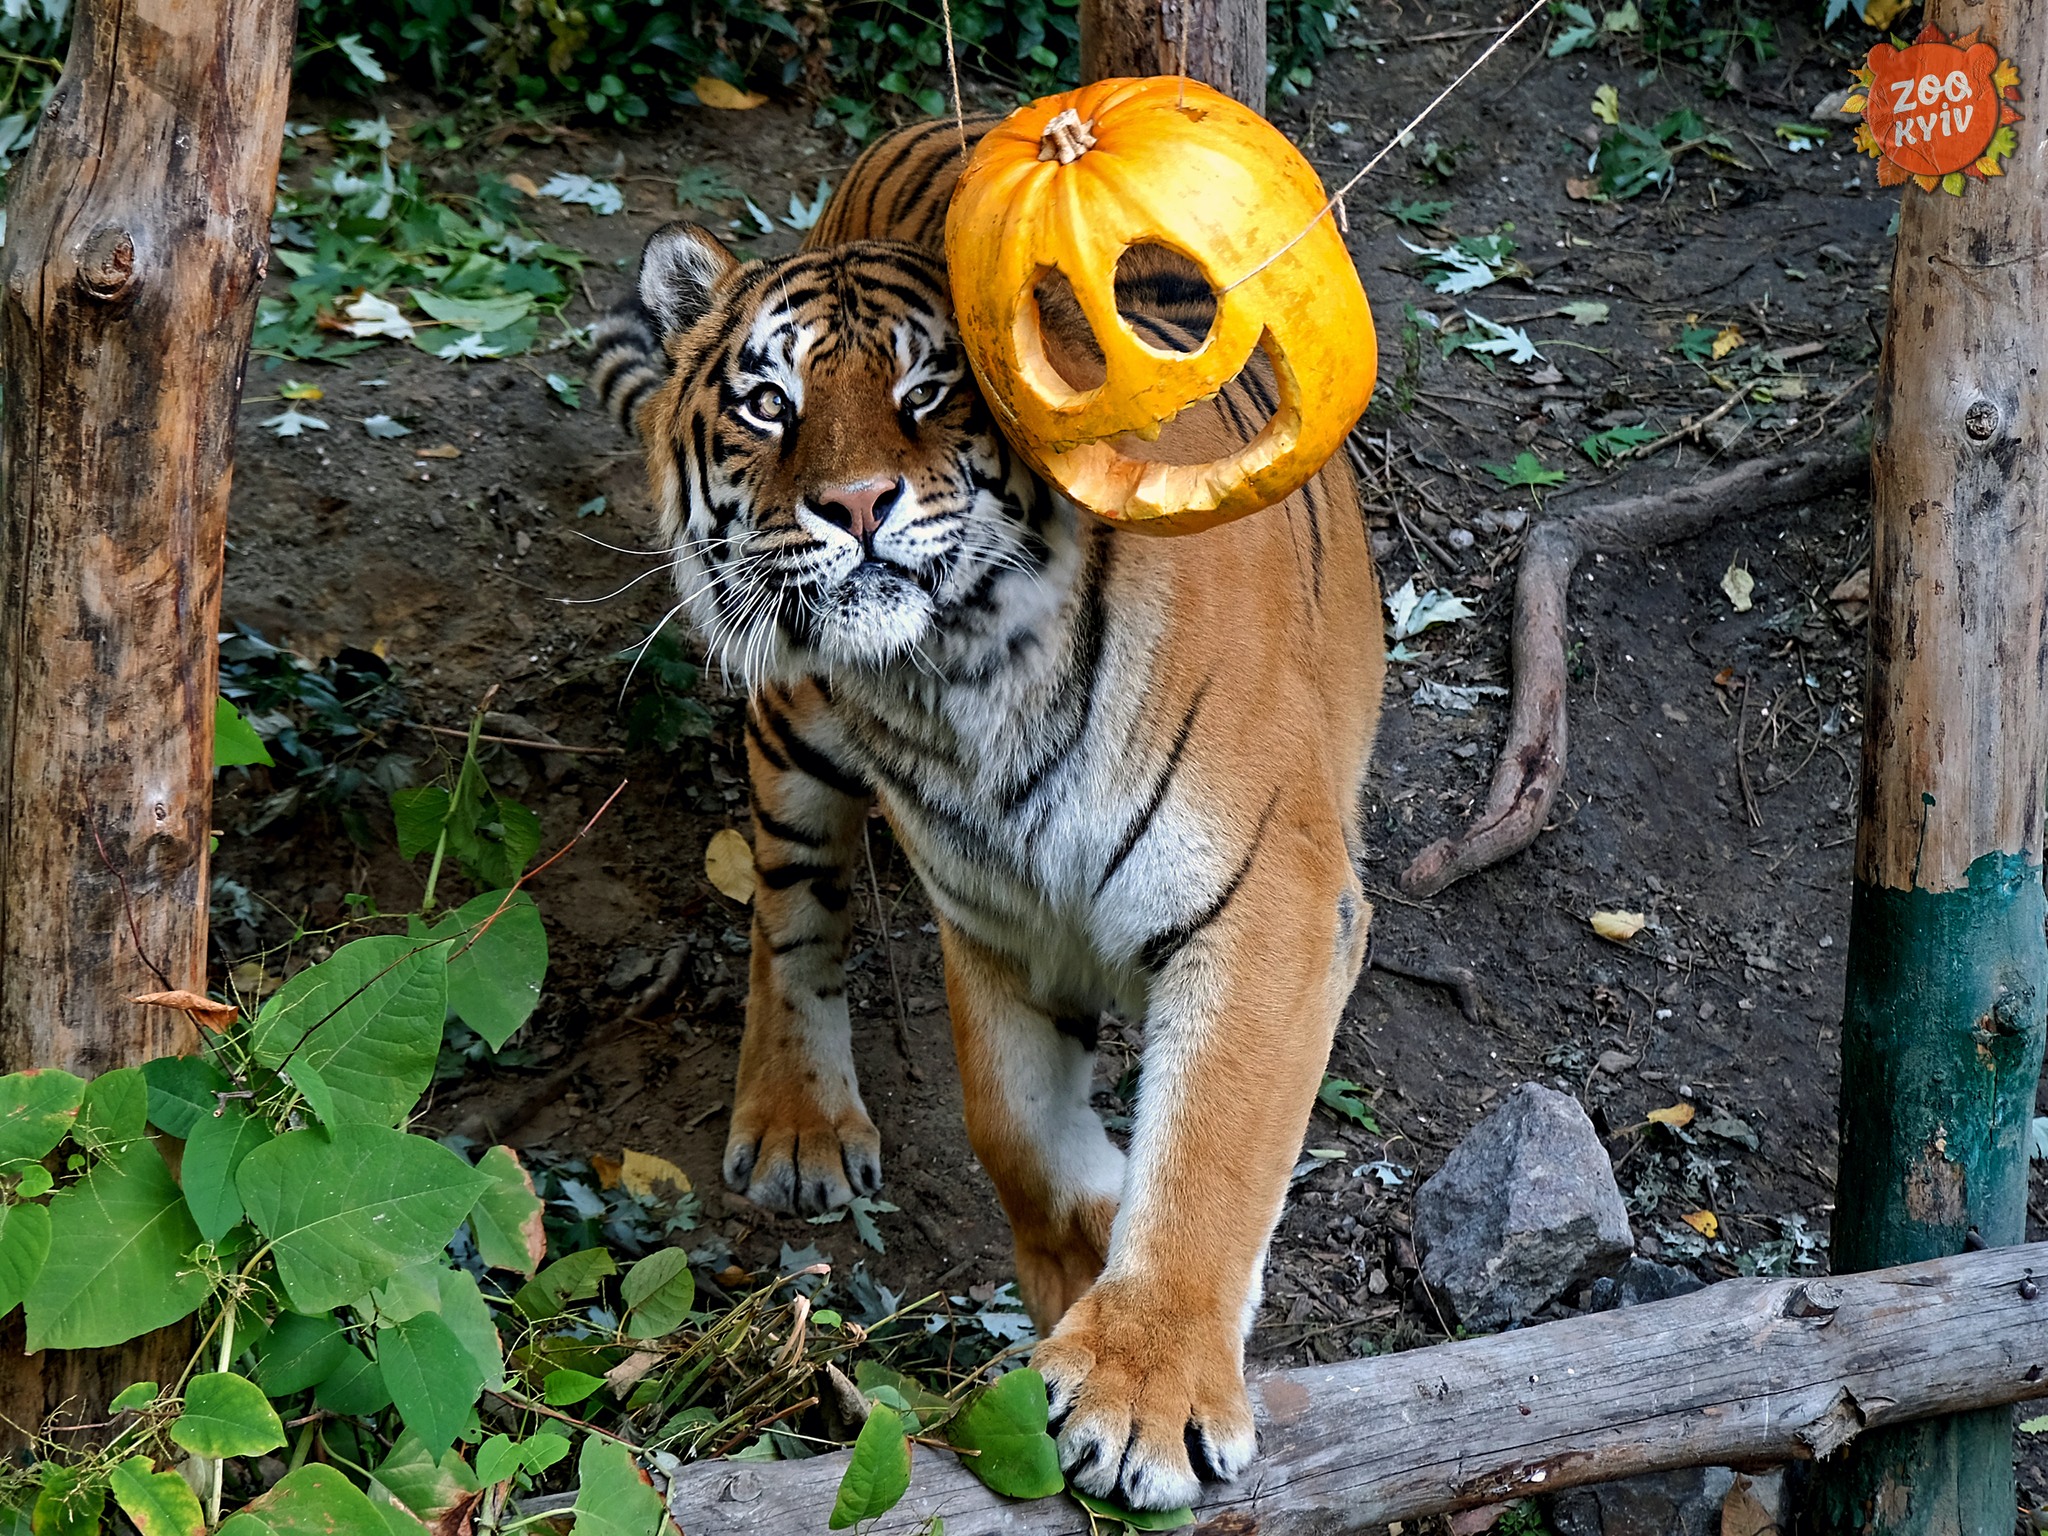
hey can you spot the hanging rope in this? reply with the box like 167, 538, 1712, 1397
941, 0, 968, 154
1219, 0, 1550, 293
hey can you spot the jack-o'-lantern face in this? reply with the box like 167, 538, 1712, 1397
944, 77, 1377, 534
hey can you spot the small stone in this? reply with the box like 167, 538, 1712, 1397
1447, 527, 1476, 551
1548, 1467, 1736, 1536
1585, 1255, 1706, 1312
1413, 1083, 1635, 1329
428, 507, 447, 530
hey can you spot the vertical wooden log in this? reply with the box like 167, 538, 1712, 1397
0, 0, 294, 1443
1812, 1, 2048, 1529
1079, 0, 1266, 110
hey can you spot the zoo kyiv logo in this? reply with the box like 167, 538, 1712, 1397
1848, 26, 2022, 194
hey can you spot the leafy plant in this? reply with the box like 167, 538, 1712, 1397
1579, 422, 1660, 463
1382, 197, 1454, 228
623, 633, 717, 754
1402, 228, 1524, 295
1484, 451, 1569, 494
1317, 1075, 1380, 1132
1590, 104, 1731, 199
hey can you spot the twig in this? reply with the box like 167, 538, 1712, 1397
89, 822, 172, 990
1734, 680, 1762, 828
1400, 430, 1868, 897
1623, 383, 1755, 461
407, 721, 624, 756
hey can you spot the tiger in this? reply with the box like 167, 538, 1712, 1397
592, 114, 1385, 1511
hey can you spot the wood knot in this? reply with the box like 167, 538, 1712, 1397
1038, 108, 1098, 164
2020, 1273, 2039, 1302
78, 225, 135, 300
1963, 400, 1998, 441
1786, 1280, 1843, 1319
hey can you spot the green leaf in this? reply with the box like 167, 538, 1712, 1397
470, 1145, 544, 1277
375, 1431, 480, 1521
32, 1467, 104, 1536
1071, 1493, 1196, 1529
570, 1438, 665, 1536
1482, 450, 1568, 490
621, 1248, 694, 1339
14, 1165, 51, 1199
434, 1266, 506, 1391
1316, 1075, 1380, 1132
1579, 423, 1660, 465
0, 1070, 84, 1167
829, 1402, 911, 1528
181, 1102, 274, 1242
215, 1464, 390, 1536
2020, 1414, 2048, 1434
109, 1381, 160, 1412
520, 1431, 570, 1474
513, 1247, 615, 1320
946, 1369, 1063, 1499
256, 1312, 351, 1396
444, 757, 541, 890
379, 1311, 483, 1456
237, 1124, 490, 1314
251, 936, 450, 1127
171, 1371, 287, 1458
140, 1057, 227, 1139
314, 1346, 392, 1417
77, 1067, 149, 1152
110, 1456, 204, 1536
25, 1141, 208, 1350
370, 1259, 444, 1323
0, 1201, 50, 1317
364, 1482, 429, 1536
411, 289, 536, 334
215, 697, 276, 769
473, 1435, 521, 1486
390, 787, 451, 861
411, 891, 548, 1050
541, 1368, 604, 1406
852, 1361, 949, 1421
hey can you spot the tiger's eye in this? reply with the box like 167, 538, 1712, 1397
747, 384, 788, 420
903, 380, 941, 410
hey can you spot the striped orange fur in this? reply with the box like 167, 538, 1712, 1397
595, 119, 1383, 1510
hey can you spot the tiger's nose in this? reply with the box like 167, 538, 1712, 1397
814, 478, 901, 544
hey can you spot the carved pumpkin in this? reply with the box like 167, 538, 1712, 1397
944, 76, 1377, 534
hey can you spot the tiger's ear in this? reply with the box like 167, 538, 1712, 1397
638, 221, 740, 338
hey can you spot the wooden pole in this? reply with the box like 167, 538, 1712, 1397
0, 0, 294, 1443
663, 1242, 2048, 1535
1079, 0, 1266, 111
1812, 2, 2048, 1528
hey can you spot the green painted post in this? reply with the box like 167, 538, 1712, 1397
1810, 0, 2048, 1527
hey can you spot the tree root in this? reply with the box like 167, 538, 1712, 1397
1369, 955, 1487, 1026
1399, 429, 1869, 898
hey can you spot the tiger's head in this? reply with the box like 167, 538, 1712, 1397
610, 224, 1046, 684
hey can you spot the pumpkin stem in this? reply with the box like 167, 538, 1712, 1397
1038, 108, 1098, 165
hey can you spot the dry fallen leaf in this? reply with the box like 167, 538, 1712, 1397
1647, 1101, 1696, 1128
228, 960, 282, 999
606, 1351, 663, 1400
1564, 176, 1599, 201
590, 1152, 623, 1190
1829, 566, 1870, 605
131, 989, 239, 1031
414, 443, 462, 460
1591, 910, 1646, 943
693, 75, 768, 110
705, 827, 758, 903
1680, 1208, 1720, 1238
1711, 323, 1744, 360
503, 172, 540, 197
1721, 561, 1755, 613
620, 1147, 691, 1203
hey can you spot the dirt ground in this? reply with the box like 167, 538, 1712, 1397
215, 2, 2048, 1524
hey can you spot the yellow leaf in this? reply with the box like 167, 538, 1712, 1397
1995, 59, 2020, 92
705, 827, 758, 903
1591, 85, 1620, 125
1841, 93, 1868, 113
694, 76, 768, 110
1647, 1102, 1696, 1128
1858, 0, 1911, 28
590, 1153, 623, 1189
1710, 324, 1743, 360
620, 1149, 691, 1203
503, 172, 540, 197
414, 443, 461, 460
1721, 561, 1754, 613
280, 381, 324, 401
1680, 1208, 1719, 1237
1591, 910, 1646, 942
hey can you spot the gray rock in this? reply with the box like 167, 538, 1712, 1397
1585, 1255, 1706, 1312
1548, 1466, 1736, 1536
1413, 1082, 1634, 1329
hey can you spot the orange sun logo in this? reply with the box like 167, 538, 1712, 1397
1846, 26, 2023, 194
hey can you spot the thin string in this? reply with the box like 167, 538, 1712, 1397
1219, 0, 1550, 294
940, 0, 967, 154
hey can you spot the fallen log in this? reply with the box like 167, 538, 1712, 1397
664, 1241, 2048, 1534
1398, 428, 1869, 898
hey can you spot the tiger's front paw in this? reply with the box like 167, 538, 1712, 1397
722, 1087, 882, 1215
1034, 1282, 1255, 1512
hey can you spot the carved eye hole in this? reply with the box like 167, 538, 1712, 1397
745, 384, 789, 421
902, 380, 943, 411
